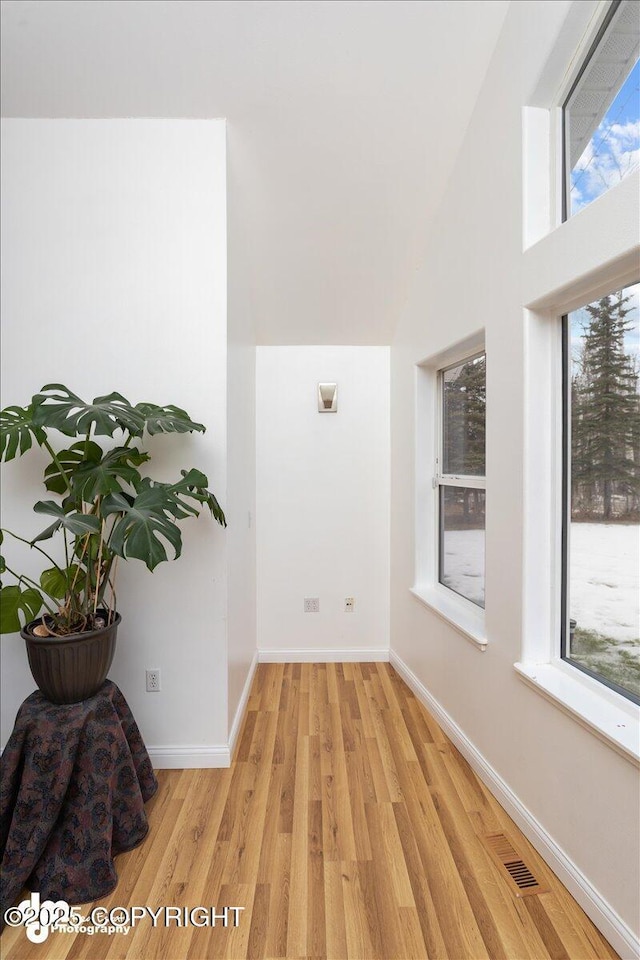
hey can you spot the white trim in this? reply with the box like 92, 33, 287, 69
258, 647, 389, 663
390, 650, 640, 960
514, 660, 640, 766
522, 305, 564, 665
410, 585, 487, 650
440, 346, 486, 374
228, 650, 259, 761
418, 328, 486, 372
147, 744, 230, 769
522, 172, 640, 313
552, 1, 610, 107
528, 1, 604, 107
438, 475, 486, 489
523, 106, 553, 246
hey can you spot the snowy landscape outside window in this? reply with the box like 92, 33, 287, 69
562, 283, 640, 703
563, 0, 639, 219
437, 353, 486, 608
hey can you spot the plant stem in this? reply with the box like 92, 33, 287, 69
42, 439, 73, 496
63, 528, 70, 592
84, 424, 93, 461
71, 534, 92, 614
93, 518, 105, 616
107, 556, 119, 623
1, 528, 63, 572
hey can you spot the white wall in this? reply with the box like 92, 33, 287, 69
0, 119, 229, 760
256, 346, 389, 657
390, 0, 640, 952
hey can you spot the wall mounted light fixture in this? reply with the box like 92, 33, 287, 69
318, 382, 337, 412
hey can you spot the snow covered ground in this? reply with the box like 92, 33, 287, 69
440, 522, 639, 645
441, 529, 485, 607
570, 523, 639, 642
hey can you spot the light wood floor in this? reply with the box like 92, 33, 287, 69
1, 662, 619, 959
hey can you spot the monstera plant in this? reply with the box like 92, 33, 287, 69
0, 384, 225, 664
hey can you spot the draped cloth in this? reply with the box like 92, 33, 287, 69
0, 680, 157, 927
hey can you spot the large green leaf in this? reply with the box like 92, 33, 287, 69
103, 483, 183, 570
31, 501, 101, 543
0, 404, 46, 462
169, 469, 226, 527
32, 384, 145, 438
135, 402, 206, 437
44, 441, 147, 502
40, 565, 85, 600
73, 445, 147, 502
0, 585, 44, 633
44, 440, 103, 495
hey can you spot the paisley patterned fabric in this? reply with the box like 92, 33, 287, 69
0, 681, 157, 926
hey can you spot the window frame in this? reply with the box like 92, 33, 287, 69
435, 352, 487, 610
412, 331, 488, 651
517, 253, 640, 765
561, 0, 637, 222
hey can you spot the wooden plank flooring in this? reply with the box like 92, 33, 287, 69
1, 662, 620, 959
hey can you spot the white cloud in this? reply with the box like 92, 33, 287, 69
570, 119, 640, 212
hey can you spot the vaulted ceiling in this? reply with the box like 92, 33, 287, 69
1, 0, 509, 343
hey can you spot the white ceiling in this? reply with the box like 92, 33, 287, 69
1, 0, 509, 344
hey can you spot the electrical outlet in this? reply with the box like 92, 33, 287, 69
345, 597, 355, 612
146, 669, 161, 692
304, 598, 320, 613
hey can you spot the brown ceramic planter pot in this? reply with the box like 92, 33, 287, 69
21, 611, 120, 704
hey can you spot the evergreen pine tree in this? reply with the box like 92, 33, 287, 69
572, 292, 639, 520
442, 355, 485, 524
443, 355, 485, 476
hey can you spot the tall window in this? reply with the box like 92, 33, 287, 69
562, 283, 640, 703
437, 353, 486, 608
563, 0, 639, 219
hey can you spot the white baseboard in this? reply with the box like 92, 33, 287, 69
148, 744, 230, 769
258, 647, 389, 663
228, 650, 259, 760
389, 650, 640, 960
149, 651, 260, 770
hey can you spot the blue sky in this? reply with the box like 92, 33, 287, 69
570, 58, 640, 214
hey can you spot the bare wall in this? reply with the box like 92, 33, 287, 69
256, 346, 389, 657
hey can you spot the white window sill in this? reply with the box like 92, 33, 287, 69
410, 585, 487, 651
514, 660, 640, 766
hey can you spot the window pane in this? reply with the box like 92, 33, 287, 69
565, 0, 640, 218
442, 354, 486, 475
565, 283, 640, 701
439, 486, 485, 608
